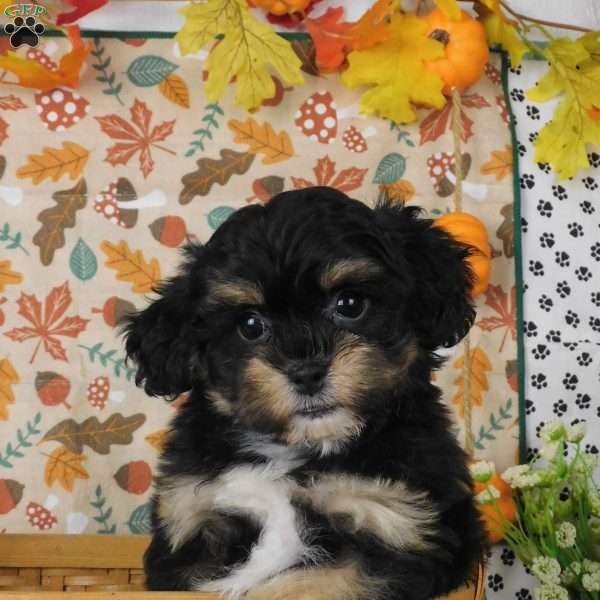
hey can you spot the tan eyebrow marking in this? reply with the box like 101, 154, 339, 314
319, 259, 383, 290
207, 279, 264, 307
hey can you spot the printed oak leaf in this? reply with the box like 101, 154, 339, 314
33, 179, 87, 266
159, 74, 190, 109
228, 118, 294, 165
527, 34, 600, 179
180, 149, 255, 205
452, 346, 491, 416
304, 0, 396, 72
4, 281, 88, 363
341, 13, 446, 124
0, 260, 22, 292
100, 241, 161, 294
44, 446, 89, 492
0, 358, 19, 421
480, 145, 512, 181
40, 413, 146, 455
16, 142, 89, 184
496, 204, 514, 258
476, 284, 516, 352
419, 93, 490, 145
95, 98, 176, 179
176, 0, 303, 110
291, 155, 367, 193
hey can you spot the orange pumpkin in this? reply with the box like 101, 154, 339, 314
250, 0, 312, 15
434, 212, 491, 298
423, 9, 489, 96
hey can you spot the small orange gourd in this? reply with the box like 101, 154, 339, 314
250, 0, 312, 15
423, 9, 489, 96
474, 474, 517, 544
434, 212, 491, 298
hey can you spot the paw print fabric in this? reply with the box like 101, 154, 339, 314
485, 57, 600, 599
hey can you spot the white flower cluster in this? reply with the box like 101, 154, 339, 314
502, 464, 542, 489
582, 560, 600, 592
532, 556, 562, 585
534, 583, 569, 600
475, 484, 500, 504
555, 522, 576, 548
469, 460, 495, 483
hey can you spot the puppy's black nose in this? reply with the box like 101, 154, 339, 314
288, 362, 327, 395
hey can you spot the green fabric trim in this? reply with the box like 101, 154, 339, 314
501, 52, 527, 464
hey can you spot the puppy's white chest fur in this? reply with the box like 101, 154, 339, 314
194, 440, 311, 597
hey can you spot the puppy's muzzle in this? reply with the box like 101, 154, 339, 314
286, 359, 328, 396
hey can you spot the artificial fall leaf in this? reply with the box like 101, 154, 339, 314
100, 240, 161, 294
16, 142, 89, 184
291, 155, 367, 193
176, 0, 303, 110
452, 346, 491, 416
57, 0, 109, 25
304, 0, 396, 72
0, 260, 23, 292
527, 35, 600, 179
0, 358, 19, 421
433, 0, 460, 20
475, 284, 516, 352
480, 145, 512, 181
341, 13, 446, 124
96, 99, 175, 179
44, 446, 89, 491
228, 118, 294, 164
3, 281, 89, 363
0, 34, 90, 90
478, 11, 527, 69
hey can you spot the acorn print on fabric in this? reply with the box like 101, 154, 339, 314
149, 216, 187, 248
114, 461, 152, 495
92, 296, 136, 328
35, 372, 71, 408
0, 479, 24, 514
35, 89, 90, 132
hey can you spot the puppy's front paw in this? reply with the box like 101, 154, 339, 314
307, 474, 437, 551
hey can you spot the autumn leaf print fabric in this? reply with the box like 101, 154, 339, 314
0, 37, 517, 534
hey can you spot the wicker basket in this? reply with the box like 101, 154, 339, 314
0, 534, 485, 599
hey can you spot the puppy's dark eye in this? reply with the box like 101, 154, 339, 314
334, 292, 367, 320
238, 314, 270, 342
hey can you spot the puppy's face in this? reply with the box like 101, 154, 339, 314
125, 187, 474, 450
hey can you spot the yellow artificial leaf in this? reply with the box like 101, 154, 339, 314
16, 142, 89, 184
177, 0, 304, 110
0, 358, 19, 421
452, 346, 491, 416
101, 240, 161, 294
480, 146, 512, 181
145, 428, 172, 451
527, 36, 600, 179
481, 13, 527, 68
159, 74, 191, 108
0, 260, 23, 292
44, 446, 89, 492
433, 0, 460, 20
228, 118, 294, 164
476, 0, 513, 23
341, 14, 446, 124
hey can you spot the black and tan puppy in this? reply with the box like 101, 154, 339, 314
124, 187, 486, 599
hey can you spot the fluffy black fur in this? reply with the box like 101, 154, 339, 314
124, 187, 486, 598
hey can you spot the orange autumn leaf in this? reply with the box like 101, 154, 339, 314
100, 240, 161, 294
0, 358, 19, 421
228, 118, 294, 165
0, 34, 91, 90
480, 145, 513, 181
44, 446, 89, 492
145, 428, 172, 451
452, 346, 491, 416
304, 0, 397, 71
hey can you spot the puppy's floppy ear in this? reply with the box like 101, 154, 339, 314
122, 244, 206, 398
374, 200, 475, 349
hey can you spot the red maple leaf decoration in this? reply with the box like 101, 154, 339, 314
95, 98, 176, 178
419, 93, 491, 145
291, 155, 367, 193
475, 284, 516, 352
4, 281, 89, 363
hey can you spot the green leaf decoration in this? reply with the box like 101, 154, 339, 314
207, 206, 235, 230
0, 222, 29, 254
186, 103, 224, 158
0, 412, 41, 468
92, 38, 124, 106
78, 343, 136, 381
127, 55, 178, 87
372, 153, 406, 184
91, 484, 117, 534
472, 398, 513, 451
69, 238, 98, 282
127, 502, 152, 534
